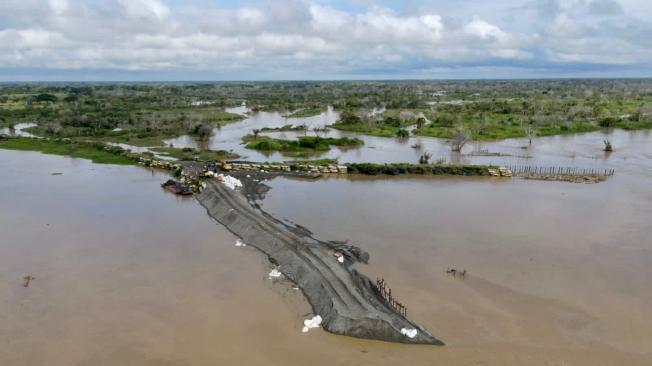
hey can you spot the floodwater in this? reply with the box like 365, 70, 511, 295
2, 127, 652, 365
158, 105, 649, 169
0, 122, 37, 138
105, 142, 177, 161
258, 130, 652, 364
163, 106, 341, 158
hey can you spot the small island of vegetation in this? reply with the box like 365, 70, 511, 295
243, 135, 363, 157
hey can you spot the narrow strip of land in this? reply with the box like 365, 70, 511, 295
196, 174, 444, 345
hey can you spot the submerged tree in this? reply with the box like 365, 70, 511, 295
195, 123, 213, 141
419, 152, 432, 164
252, 128, 261, 139
395, 129, 410, 139
525, 125, 537, 145
415, 117, 426, 129
603, 139, 613, 152
451, 126, 471, 152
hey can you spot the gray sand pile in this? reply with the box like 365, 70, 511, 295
196, 178, 443, 345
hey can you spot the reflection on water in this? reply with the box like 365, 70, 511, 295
2, 128, 652, 365
163, 106, 652, 169
105, 142, 177, 161
225, 103, 250, 115
259, 128, 652, 168
164, 107, 341, 160
259, 167, 652, 362
0, 122, 37, 137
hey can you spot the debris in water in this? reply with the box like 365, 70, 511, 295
400, 328, 418, 338
51, 173, 63, 176
23, 275, 35, 288
268, 268, 282, 279
302, 315, 323, 333
446, 268, 467, 278
235, 239, 246, 247
161, 179, 192, 196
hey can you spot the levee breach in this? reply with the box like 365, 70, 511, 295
196, 179, 443, 345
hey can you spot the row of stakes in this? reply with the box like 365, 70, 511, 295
506, 165, 615, 177
375, 278, 407, 318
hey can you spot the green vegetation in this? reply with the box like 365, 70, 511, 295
346, 163, 493, 176
286, 158, 339, 166
97, 133, 178, 147
19, 106, 243, 147
243, 135, 363, 157
0, 137, 137, 165
150, 147, 238, 161
419, 152, 432, 164
260, 124, 308, 132
332, 111, 420, 137
2, 80, 652, 154
395, 129, 410, 138
412, 105, 602, 140
285, 106, 326, 118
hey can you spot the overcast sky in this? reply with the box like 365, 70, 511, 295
0, 0, 651, 81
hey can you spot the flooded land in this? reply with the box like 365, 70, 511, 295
2, 127, 652, 364
1, 81, 652, 365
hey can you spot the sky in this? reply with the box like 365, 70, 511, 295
0, 0, 651, 81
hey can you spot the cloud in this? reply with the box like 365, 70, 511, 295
118, 0, 170, 21
48, 0, 68, 15
0, 0, 650, 80
588, 0, 624, 16
464, 18, 509, 42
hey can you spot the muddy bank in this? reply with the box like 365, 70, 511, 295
196, 172, 443, 345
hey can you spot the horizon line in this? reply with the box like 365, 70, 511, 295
2, 76, 652, 84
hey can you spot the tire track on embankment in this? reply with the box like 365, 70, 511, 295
197, 180, 444, 345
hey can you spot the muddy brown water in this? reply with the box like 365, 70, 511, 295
2, 127, 652, 365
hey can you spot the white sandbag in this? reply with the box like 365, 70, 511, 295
302, 315, 322, 333
235, 239, 246, 247
221, 175, 243, 190
268, 268, 282, 279
400, 328, 418, 338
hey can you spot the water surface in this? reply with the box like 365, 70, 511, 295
0, 122, 38, 138
2, 131, 652, 365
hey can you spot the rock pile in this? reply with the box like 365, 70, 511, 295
488, 167, 513, 177
298, 164, 348, 174
227, 162, 347, 174
138, 157, 181, 171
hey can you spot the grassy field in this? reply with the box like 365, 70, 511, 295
285, 107, 327, 118
260, 124, 308, 132
331, 109, 420, 137
149, 147, 238, 161
414, 115, 602, 140
243, 135, 363, 157
0, 137, 137, 165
